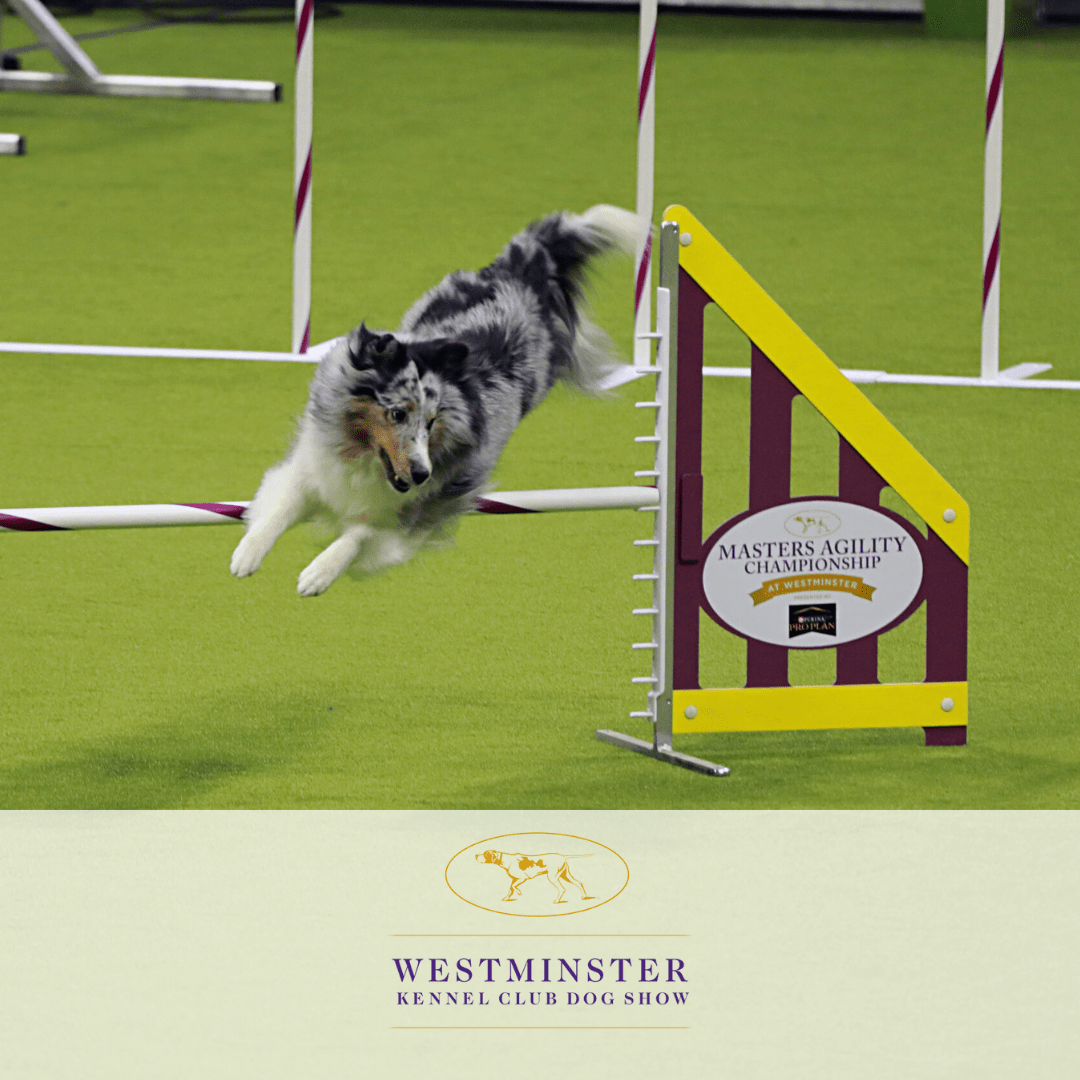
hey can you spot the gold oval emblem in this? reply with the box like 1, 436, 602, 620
445, 832, 629, 917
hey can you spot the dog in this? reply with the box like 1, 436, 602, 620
475, 849, 595, 904
230, 204, 643, 596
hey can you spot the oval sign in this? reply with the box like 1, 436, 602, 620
701, 499, 923, 648
445, 833, 629, 917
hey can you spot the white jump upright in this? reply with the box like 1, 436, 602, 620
981, 0, 1004, 380
633, 0, 657, 370
981, 0, 1051, 382
598, 221, 729, 777
293, 0, 314, 355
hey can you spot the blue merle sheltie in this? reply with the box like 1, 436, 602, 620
230, 204, 644, 596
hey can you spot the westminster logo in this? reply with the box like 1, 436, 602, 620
475, 849, 596, 905
446, 833, 629, 917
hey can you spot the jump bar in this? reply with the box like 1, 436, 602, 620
0, 70, 281, 103
652, 365, 1080, 392
0, 488, 660, 532
0, 338, 343, 363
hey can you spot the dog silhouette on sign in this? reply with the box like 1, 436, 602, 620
475, 849, 595, 904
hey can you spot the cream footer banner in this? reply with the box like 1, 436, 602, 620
1, 811, 1077, 1079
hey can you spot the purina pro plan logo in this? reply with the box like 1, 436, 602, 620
701, 499, 923, 647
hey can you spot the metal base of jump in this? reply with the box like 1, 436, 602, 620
1, 133, 26, 155
0, 70, 281, 102
0, 0, 280, 104
595, 729, 730, 776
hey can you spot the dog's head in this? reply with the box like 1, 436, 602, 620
475, 850, 502, 866
340, 324, 469, 493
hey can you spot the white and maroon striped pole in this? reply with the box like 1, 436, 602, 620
0, 488, 660, 532
981, 0, 1004, 380
633, 0, 657, 369
293, 0, 314, 355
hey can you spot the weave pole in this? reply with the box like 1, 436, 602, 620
633, 0, 657, 368
981, 0, 1004, 380
293, 0, 314, 355
0, 488, 660, 532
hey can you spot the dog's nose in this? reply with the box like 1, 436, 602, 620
411, 464, 430, 486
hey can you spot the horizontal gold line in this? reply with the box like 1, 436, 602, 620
391, 1026, 689, 1030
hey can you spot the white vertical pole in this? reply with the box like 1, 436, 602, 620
293, 0, 314, 354
981, 0, 1004, 380
634, 0, 657, 368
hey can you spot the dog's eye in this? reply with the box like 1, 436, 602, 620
389, 408, 407, 424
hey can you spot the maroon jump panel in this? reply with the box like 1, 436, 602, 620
671, 269, 711, 691
670, 263, 967, 746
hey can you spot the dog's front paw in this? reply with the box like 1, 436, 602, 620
297, 564, 335, 597
297, 549, 350, 597
230, 532, 270, 578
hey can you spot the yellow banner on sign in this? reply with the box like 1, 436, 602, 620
750, 574, 876, 606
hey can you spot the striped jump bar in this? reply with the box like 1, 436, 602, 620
0, 487, 659, 532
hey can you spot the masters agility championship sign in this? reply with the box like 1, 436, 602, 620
598, 209, 970, 775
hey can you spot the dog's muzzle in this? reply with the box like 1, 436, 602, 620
378, 448, 412, 493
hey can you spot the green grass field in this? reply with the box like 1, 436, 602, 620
1, 6, 1078, 807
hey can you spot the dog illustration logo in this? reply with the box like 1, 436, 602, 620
446, 832, 629, 917
784, 508, 841, 537
475, 849, 596, 904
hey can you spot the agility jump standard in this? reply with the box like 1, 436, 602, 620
597, 211, 970, 777
617, 0, 1075, 393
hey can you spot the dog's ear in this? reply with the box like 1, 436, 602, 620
412, 338, 469, 375
347, 323, 373, 368
348, 323, 405, 371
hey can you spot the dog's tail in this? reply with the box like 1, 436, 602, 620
526, 204, 651, 394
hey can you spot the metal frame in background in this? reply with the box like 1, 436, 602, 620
0, 0, 280, 101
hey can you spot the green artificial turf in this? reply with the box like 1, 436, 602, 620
1, 7, 1078, 807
